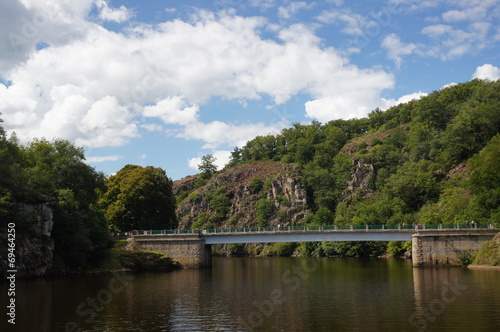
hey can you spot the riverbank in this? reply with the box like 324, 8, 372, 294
85, 240, 180, 273
468, 264, 500, 270
41, 240, 180, 277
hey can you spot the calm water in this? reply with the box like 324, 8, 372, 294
3, 257, 500, 332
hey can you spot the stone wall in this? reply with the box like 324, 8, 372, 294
133, 235, 212, 268
412, 230, 498, 266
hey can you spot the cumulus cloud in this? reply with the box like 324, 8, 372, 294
0, 7, 396, 151
0, 0, 97, 74
76, 96, 139, 147
472, 64, 500, 80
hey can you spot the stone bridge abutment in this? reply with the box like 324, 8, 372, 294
131, 228, 498, 268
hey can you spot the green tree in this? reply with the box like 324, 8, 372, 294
100, 165, 177, 231
198, 154, 217, 179
21, 138, 110, 267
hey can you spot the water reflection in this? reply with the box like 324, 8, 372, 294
2, 258, 499, 332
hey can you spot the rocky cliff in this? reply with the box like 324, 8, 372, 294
174, 161, 309, 229
1, 197, 56, 278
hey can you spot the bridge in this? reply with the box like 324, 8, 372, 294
126, 224, 498, 268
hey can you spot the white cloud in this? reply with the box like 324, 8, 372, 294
85, 154, 123, 163
381, 33, 418, 68
0, 0, 95, 74
187, 150, 232, 171
141, 123, 163, 132
178, 121, 284, 149
143, 96, 199, 125
441, 82, 457, 89
0, 9, 395, 150
385, 91, 427, 107
95, 0, 133, 23
76, 96, 139, 147
472, 64, 500, 80
305, 90, 428, 123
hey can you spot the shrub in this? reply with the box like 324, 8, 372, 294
256, 198, 274, 226
458, 250, 474, 267
249, 177, 264, 192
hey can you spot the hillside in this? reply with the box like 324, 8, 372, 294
174, 161, 308, 229
175, 79, 500, 229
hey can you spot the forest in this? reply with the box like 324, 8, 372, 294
226, 79, 500, 227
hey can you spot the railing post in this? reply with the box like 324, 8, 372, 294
366, 225, 369, 231
350, 225, 353, 231
382, 224, 385, 230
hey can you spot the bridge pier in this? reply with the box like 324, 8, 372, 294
411, 230, 497, 266
131, 227, 497, 269
133, 235, 212, 268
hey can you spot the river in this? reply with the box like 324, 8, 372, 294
3, 257, 500, 331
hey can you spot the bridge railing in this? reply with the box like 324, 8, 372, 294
130, 223, 497, 236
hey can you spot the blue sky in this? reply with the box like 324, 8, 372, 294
1, 0, 499, 180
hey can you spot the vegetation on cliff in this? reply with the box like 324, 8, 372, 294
174, 161, 307, 229
174, 79, 500, 257
472, 233, 500, 267
219, 79, 500, 227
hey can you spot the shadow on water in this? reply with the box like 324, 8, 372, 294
2, 257, 499, 331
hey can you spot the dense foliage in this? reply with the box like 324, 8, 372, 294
98, 165, 178, 232
226, 79, 500, 227
0, 127, 111, 268
0, 118, 177, 269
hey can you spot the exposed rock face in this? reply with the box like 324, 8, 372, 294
340, 159, 375, 200
174, 162, 309, 229
1, 197, 56, 278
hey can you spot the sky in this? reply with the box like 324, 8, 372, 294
0, 0, 499, 180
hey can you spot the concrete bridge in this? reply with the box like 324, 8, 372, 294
128, 224, 498, 268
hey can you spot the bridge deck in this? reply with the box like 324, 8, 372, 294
203, 230, 414, 244
130, 224, 497, 245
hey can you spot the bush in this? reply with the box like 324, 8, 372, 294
228, 243, 246, 256
256, 198, 274, 226
249, 177, 264, 192
386, 241, 412, 257
458, 250, 474, 267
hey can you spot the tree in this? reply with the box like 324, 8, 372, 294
100, 165, 177, 231
198, 154, 217, 179
20, 138, 110, 267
